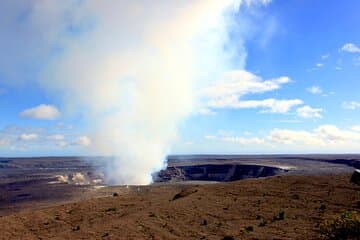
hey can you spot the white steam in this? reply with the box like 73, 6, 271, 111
0, 1, 270, 184
56, 172, 104, 186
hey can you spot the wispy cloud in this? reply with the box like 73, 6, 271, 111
321, 54, 330, 59
202, 124, 360, 152
204, 135, 217, 140
342, 101, 360, 110
306, 86, 323, 95
0, 139, 8, 146
56, 141, 68, 148
221, 136, 264, 145
340, 43, 360, 53
47, 134, 65, 141
0, 124, 90, 151
20, 104, 60, 120
296, 105, 323, 119
209, 98, 303, 113
352, 125, 360, 132
278, 119, 302, 124
269, 125, 360, 146
335, 66, 342, 71
268, 128, 323, 145
202, 70, 302, 113
204, 131, 264, 145
18, 133, 38, 141
197, 108, 217, 116
244, 0, 273, 6
307, 63, 325, 71
73, 136, 91, 147
202, 70, 291, 99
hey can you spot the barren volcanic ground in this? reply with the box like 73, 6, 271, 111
0, 157, 106, 216
0, 155, 359, 239
0, 174, 359, 239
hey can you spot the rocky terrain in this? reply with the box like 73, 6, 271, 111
0, 155, 359, 239
0, 174, 359, 239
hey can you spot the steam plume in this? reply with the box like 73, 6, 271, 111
1, 1, 269, 184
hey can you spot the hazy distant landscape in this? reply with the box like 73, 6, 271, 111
0, 155, 358, 217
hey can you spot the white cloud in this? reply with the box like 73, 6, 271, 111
352, 125, 360, 132
296, 105, 323, 118
184, 141, 194, 145
204, 135, 217, 140
342, 101, 360, 110
0, 125, 89, 150
268, 125, 360, 147
20, 104, 60, 120
197, 108, 216, 116
221, 136, 264, 145
315, 125, 360, 142
307, 63, 324, 71
268, 129, 323, 145
203, 131, 265, 145
269, 126, 356, 147
244, 0, 272, 6
306, 86, 322, 95
209, 97, 303, 113
202, 70, 291, 99
201, 70, 303, 114
200, 124, 360, 152
278, 119, 302, 123
18, 133, 38, 141
0, 139, 8, 146
321, 54, 330, 59
74, 136, 91, 146
341, 43, 360, 53
217, 129, 234, 137
335, 66, 342, 71
47, 134, 65, 140
56, 141, 67, 147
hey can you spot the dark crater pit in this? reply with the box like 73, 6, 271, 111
154, 164, 288, 182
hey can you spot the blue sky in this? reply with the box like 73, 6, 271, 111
176, 0, 360, 154
0, 1, 360, 157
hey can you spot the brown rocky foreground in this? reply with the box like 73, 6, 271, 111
0, 174, 359, 240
